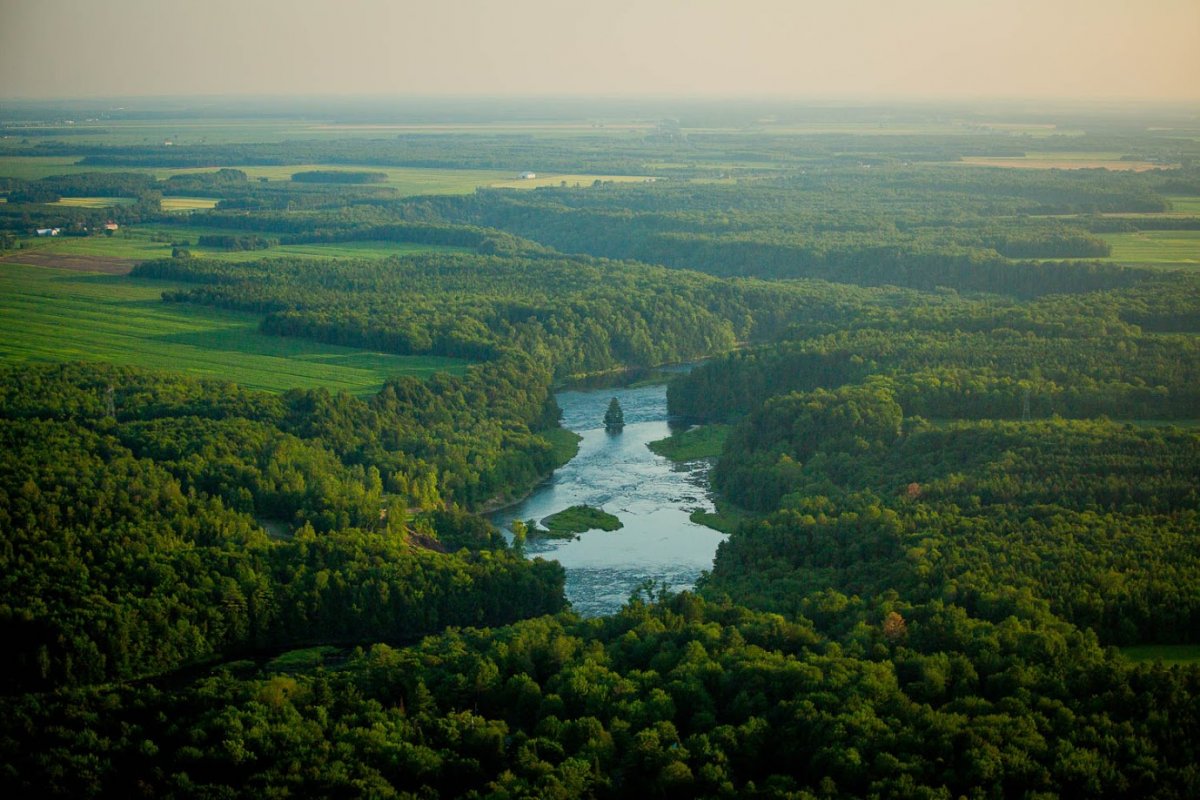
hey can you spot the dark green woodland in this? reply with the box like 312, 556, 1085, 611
1, 99, 1199, 798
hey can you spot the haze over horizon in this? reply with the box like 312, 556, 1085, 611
1, 0, 1198, 103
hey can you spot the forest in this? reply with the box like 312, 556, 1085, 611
1, 101, 1199, 797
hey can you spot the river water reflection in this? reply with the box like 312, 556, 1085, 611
490, 383, 727, 616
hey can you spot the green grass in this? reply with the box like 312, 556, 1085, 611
1099, 230, 1200, 268
0, 155, 659, 197
647, 424, 731, 461
541, 505, 622, 536
0, 262, 469, 394
689, 498, 751, 534
266, 646, 341, 672
1166, 196, 1200, 214
541, 427, 583, 468
959, 152, 1172, 171
161, 197, 219, 211
11, 226, 468, 263
1120, 645, 1200, 666
52, 196, 138, 208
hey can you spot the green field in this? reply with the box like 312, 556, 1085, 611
161, 197, 219, 211
689, 498, 751, 535
959, 151, 1173, 171
52, 196, 138, 208
1100, 230, 1200, 268
10, 225, 469, 262
647, 423, 731, 461
0, 155, 661, 196
1120, 645, 1200, 666
1166, 196, 1200, 214
0, 262, 469, 394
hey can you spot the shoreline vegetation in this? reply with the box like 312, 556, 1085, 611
647, 423, 732, 461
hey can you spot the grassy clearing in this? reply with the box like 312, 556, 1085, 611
689, 498, 751, 535
266, 646, 342, 672
51, 196, 138, 208
1120, 645, 1200, 666
0, 262, 469, 394
541, 505, 622, 536
647, 424, 731, 461
161, 197, 219, 211
1099, 230, 1200, 268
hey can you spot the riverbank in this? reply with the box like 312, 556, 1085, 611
488, 382, 727, 616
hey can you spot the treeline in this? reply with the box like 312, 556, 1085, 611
4, 123, 1190, 175
4, 595, 1199, 797
0, 168, 396, 234
133, 252, 938, 378
291, 169, 388, 184
669, 274, 1200, 421
660, 266, 1200, 647
395, 168, 1186, 295
0, 361, 569, 690
706, 403, 1200, 645
195, 233, 273, 251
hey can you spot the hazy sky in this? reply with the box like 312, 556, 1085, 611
1, 0, 1197, 101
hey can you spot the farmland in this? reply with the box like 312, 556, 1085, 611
0, 261, 469, 394
959, 151, 1176, 170
52, 196, 138, 208
0, 155, 657, 196
8, 225, 469, 264
160, 196, 219, 211
1098, 229, 1200, 268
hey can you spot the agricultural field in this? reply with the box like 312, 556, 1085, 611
160, 197, 219, 211
0, 155, 662, 196
52, 196, 138, 208
0, 261, 469, 394
959, 151, 1175, 171
1098, 230, 1200, 268
7, 225, 468, 264
489, 173, 657, 189
1166, 196, 1200, 214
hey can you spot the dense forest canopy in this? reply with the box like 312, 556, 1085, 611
2, 101, 1199, 797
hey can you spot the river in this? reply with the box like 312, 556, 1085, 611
490, 382, 727, 616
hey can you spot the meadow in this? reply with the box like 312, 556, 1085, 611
1099, 229, 1200, 268
52, 196, 138, 208
160, 197, 219, 211
0, 262, 469, 394
1167, 195, 1200, 214
10, 225, 469, 263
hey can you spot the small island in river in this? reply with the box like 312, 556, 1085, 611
542, 504, 623, 536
